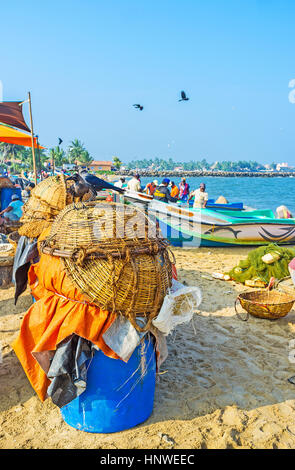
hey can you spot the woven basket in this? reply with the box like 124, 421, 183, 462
7, 231, 20, 249
0, 177, 14, 189
236, 289, 295, 320
18, 175, 73, 238
41, 201, 172, 331
31, 175, 68, 211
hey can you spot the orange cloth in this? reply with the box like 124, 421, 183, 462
171, 186, 179, 198
12, 253, 118, 401
0, 124, 44, 148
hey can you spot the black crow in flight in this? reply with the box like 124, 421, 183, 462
133, 104, 144, 111
178, 91, 189, 102
58, 138, 63, 145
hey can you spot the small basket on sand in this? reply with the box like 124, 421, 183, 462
41, 201, 173, 331
235, 289, 295, 321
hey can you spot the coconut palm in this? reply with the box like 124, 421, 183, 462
79, 149, 93, 164
48, 146, 67, 167
112, 156, 122, 170
67, 139, 86, 164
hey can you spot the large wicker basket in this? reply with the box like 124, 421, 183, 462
236, 289, 295, 320
41, 201, 173, 331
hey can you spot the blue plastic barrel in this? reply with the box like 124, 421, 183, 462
60, 335, 156, 433
0, 187, 22, 211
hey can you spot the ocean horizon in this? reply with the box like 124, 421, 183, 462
135, 175, 295, 215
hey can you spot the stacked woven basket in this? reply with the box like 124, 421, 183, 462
41, 201, 173, 331
18, 174, 93, 238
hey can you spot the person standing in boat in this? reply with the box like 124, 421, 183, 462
188, 183, 208, 208
144, 180, 158, 195
170, 181, 180, 199
153, 178, 178, 203
127, 174, 142, 192
179, 178, 190, 202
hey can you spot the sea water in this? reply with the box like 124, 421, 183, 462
138, 176, 295, 215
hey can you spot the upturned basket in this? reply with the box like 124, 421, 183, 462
235, 289, 295, 320
41, 201, 173, 331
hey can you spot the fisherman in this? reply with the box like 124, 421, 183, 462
114, 177, 126, 189
179, 178, 190, 202
127, 174, 142, 192
170, 181, 179, 199
144, 180, 158, 196
153, 178, 178, 203
188, 183, 208, 208
21, 182, 35, 203
0, 194, 24, 224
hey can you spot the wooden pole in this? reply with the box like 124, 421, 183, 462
36, 135, 42, 180
28, 92, 37, 185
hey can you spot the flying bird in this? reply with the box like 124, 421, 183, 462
178, 91, 189, 102
133, 104, 144, 111
58, 138, 63, 145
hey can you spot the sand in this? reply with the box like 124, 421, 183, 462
2, 246, 295, 449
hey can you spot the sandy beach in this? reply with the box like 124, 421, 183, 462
1, 246, 295, 449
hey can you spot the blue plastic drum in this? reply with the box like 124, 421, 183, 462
60, 335, 157, 433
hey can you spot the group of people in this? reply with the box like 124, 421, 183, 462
117, 174, 208, 208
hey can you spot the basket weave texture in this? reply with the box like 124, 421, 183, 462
41, 201, 173, 331
238, 289, 295, 319
0, 177, 14, 189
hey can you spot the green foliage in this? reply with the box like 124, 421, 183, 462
48, 146, 67, 167
113, 156, 122, 169
67, 139, 88, 164
125, 158, 265, 172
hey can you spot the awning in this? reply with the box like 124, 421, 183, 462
0, 101, 31, 132
0, 124, 43, 148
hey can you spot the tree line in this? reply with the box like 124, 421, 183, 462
125, 158, 273, 172
0, 139, 93, 174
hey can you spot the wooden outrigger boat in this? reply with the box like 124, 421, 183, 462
123, 191, 295, 247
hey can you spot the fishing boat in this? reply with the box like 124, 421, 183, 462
123, 191, 295, 247
178, 199, 244, 211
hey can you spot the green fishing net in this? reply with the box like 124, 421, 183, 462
228, 243, 295, 284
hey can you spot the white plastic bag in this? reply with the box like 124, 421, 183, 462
152, 279, 202, 335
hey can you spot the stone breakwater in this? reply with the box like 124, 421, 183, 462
119, 170, 295, 178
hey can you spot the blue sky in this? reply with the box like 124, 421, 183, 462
1, 0, 295, 165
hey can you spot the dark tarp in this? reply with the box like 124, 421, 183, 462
46, 334, 97, 408
0, 101, 31, 133
12, 235, 39, 304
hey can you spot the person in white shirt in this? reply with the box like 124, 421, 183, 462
114, 177, 126, 189
188, 183, 208, 208
127, 174, 141, 192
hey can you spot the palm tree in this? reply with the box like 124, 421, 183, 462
0, 143, 21, 163
67, 139, 86, 164
112, 156, 122, 170
79, 150, 93, 164
48, 146, 67, 167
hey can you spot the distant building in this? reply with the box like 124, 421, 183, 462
174, 166, 183, 171
276, 162, 294, 171
80, 161, 115, 172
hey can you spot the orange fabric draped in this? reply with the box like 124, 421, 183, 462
12, 253, 118, 402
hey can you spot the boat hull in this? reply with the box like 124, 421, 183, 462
123, 193, 295, 247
